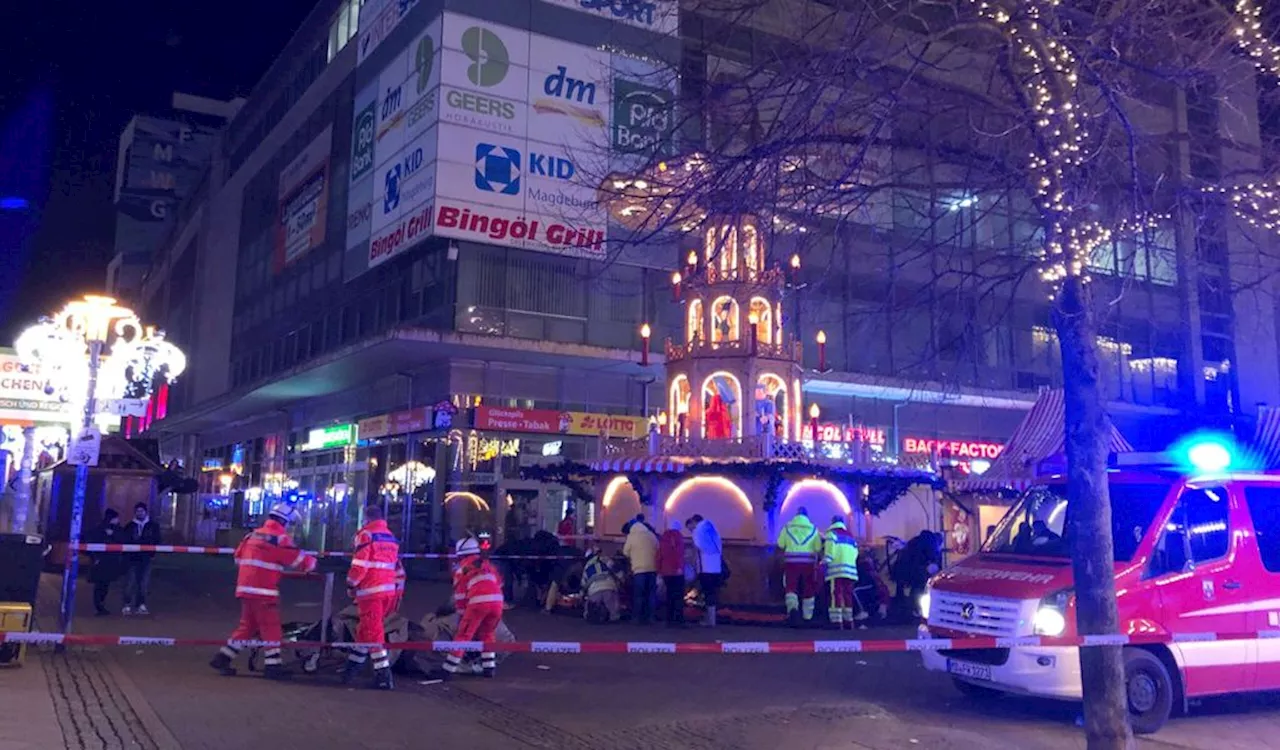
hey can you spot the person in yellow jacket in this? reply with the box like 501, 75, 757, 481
824, 515, 860, 629
776, 507, 821, 625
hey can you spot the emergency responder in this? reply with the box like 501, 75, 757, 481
776, 506, 821, 625
582, 546, 622, 622
341, 504, 405, 690
823, 515, 860, 629
443, 536, 504, 679
209, 503, 317, 679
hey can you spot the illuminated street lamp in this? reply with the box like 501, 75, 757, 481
639, 323, 652, 366
15, 295, 186, 635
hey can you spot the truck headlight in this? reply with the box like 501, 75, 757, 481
1033, 588, 1073, 636
1033, 607, 1066, 636
919, 590, 931, 619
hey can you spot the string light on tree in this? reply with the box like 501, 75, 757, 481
1232, 0, 1280, 79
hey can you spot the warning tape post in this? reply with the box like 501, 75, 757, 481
8, 631, 1280, 654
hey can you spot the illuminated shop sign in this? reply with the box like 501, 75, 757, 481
301, 424, 356, 451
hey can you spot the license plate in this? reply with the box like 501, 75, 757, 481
947, 659, 992, 682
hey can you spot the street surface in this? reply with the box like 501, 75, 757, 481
12, 556, 1280, 749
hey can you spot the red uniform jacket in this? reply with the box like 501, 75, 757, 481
347, 520, 404, 600
452, 557, 504, 613
233, 519, 317, 600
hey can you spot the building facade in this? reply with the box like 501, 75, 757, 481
138, 0, 1280, 550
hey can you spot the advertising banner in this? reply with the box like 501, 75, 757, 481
358, 407, 433, 440
0, 351, 75, 424
275, 126, 333, 271
344, 10, 679, 276
357, 0, 420, 65
474, 406, 646, 439
539, 0, 679, 35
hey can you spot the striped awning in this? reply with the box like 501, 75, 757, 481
588, 457, 689, 474
1254, 406, 1280, 469
952, 389, 1134, 492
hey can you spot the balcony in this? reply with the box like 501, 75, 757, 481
691, 265, 788, 288
602, 432, 935, 473
665, 336, 802, 363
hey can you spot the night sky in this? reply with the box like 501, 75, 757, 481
0, 0, 317, 339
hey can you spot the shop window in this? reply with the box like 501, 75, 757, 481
710, 296, 739, 344
687, 299, 705, 344
749, 298, 772, 344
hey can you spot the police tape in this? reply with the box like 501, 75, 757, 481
72, 544, 578, 561
4, 630, 1276, 654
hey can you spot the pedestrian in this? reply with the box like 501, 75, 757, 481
657, 518, 686, 626
342, 504, 405, 690
556, 506, 576, 543
582, 547, 621, 622
622, 514, 659, 624
88, 509, 123, 616
776, 507, 821, 626
122, 502, 161, 615
209, 503, 317, 679
823, 515, 859, 629
686, 514, 723, 627
442, 536, 504, 679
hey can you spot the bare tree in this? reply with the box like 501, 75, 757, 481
600, 0, 1280, 747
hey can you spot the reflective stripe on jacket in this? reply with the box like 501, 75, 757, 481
777, 516, 821, 562
233, 519, 317, 600
347, 520, 403, 599
452, 557, 504, 611
583, 556, 617, 596
823, 523, 859, 581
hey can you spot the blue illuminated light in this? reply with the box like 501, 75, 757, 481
1169, 432, 1240, 475
0, 197, 29, 211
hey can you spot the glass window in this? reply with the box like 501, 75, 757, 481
985, 483, 1168, 562
1149, 487, 1229, 577
1245, 487, 1280, 573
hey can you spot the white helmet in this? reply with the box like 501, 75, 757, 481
268, 503, 300, 526
455, 536, 482, 557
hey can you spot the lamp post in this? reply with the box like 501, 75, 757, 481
639, 323, 652, 366
809, 403, 821, 448
15, 295, 186, 635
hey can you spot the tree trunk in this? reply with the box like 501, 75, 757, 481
1054, 277, 1134, 750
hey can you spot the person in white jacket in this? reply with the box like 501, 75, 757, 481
685, 514, 723, 627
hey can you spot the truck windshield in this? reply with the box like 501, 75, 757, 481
983, 483, 1169, 561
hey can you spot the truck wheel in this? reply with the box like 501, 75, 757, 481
1124, 649, 1174, 735
952, 677, 1000, 699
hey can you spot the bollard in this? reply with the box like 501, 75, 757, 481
321, 572, 334, 645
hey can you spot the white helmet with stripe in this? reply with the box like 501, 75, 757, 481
455, 536, 482, 557
268, 503, 300, 526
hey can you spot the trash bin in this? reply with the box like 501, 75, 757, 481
0, 534, 45, 606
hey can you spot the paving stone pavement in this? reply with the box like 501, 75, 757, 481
42, 650, 170, 750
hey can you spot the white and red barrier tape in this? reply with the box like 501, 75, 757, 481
73, 543, 576, 561
4, 631, 1276, 653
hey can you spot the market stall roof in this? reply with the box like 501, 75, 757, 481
1254, 406, 1280, 468
951, 389, 1134, 492
586, 455, 938, 483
